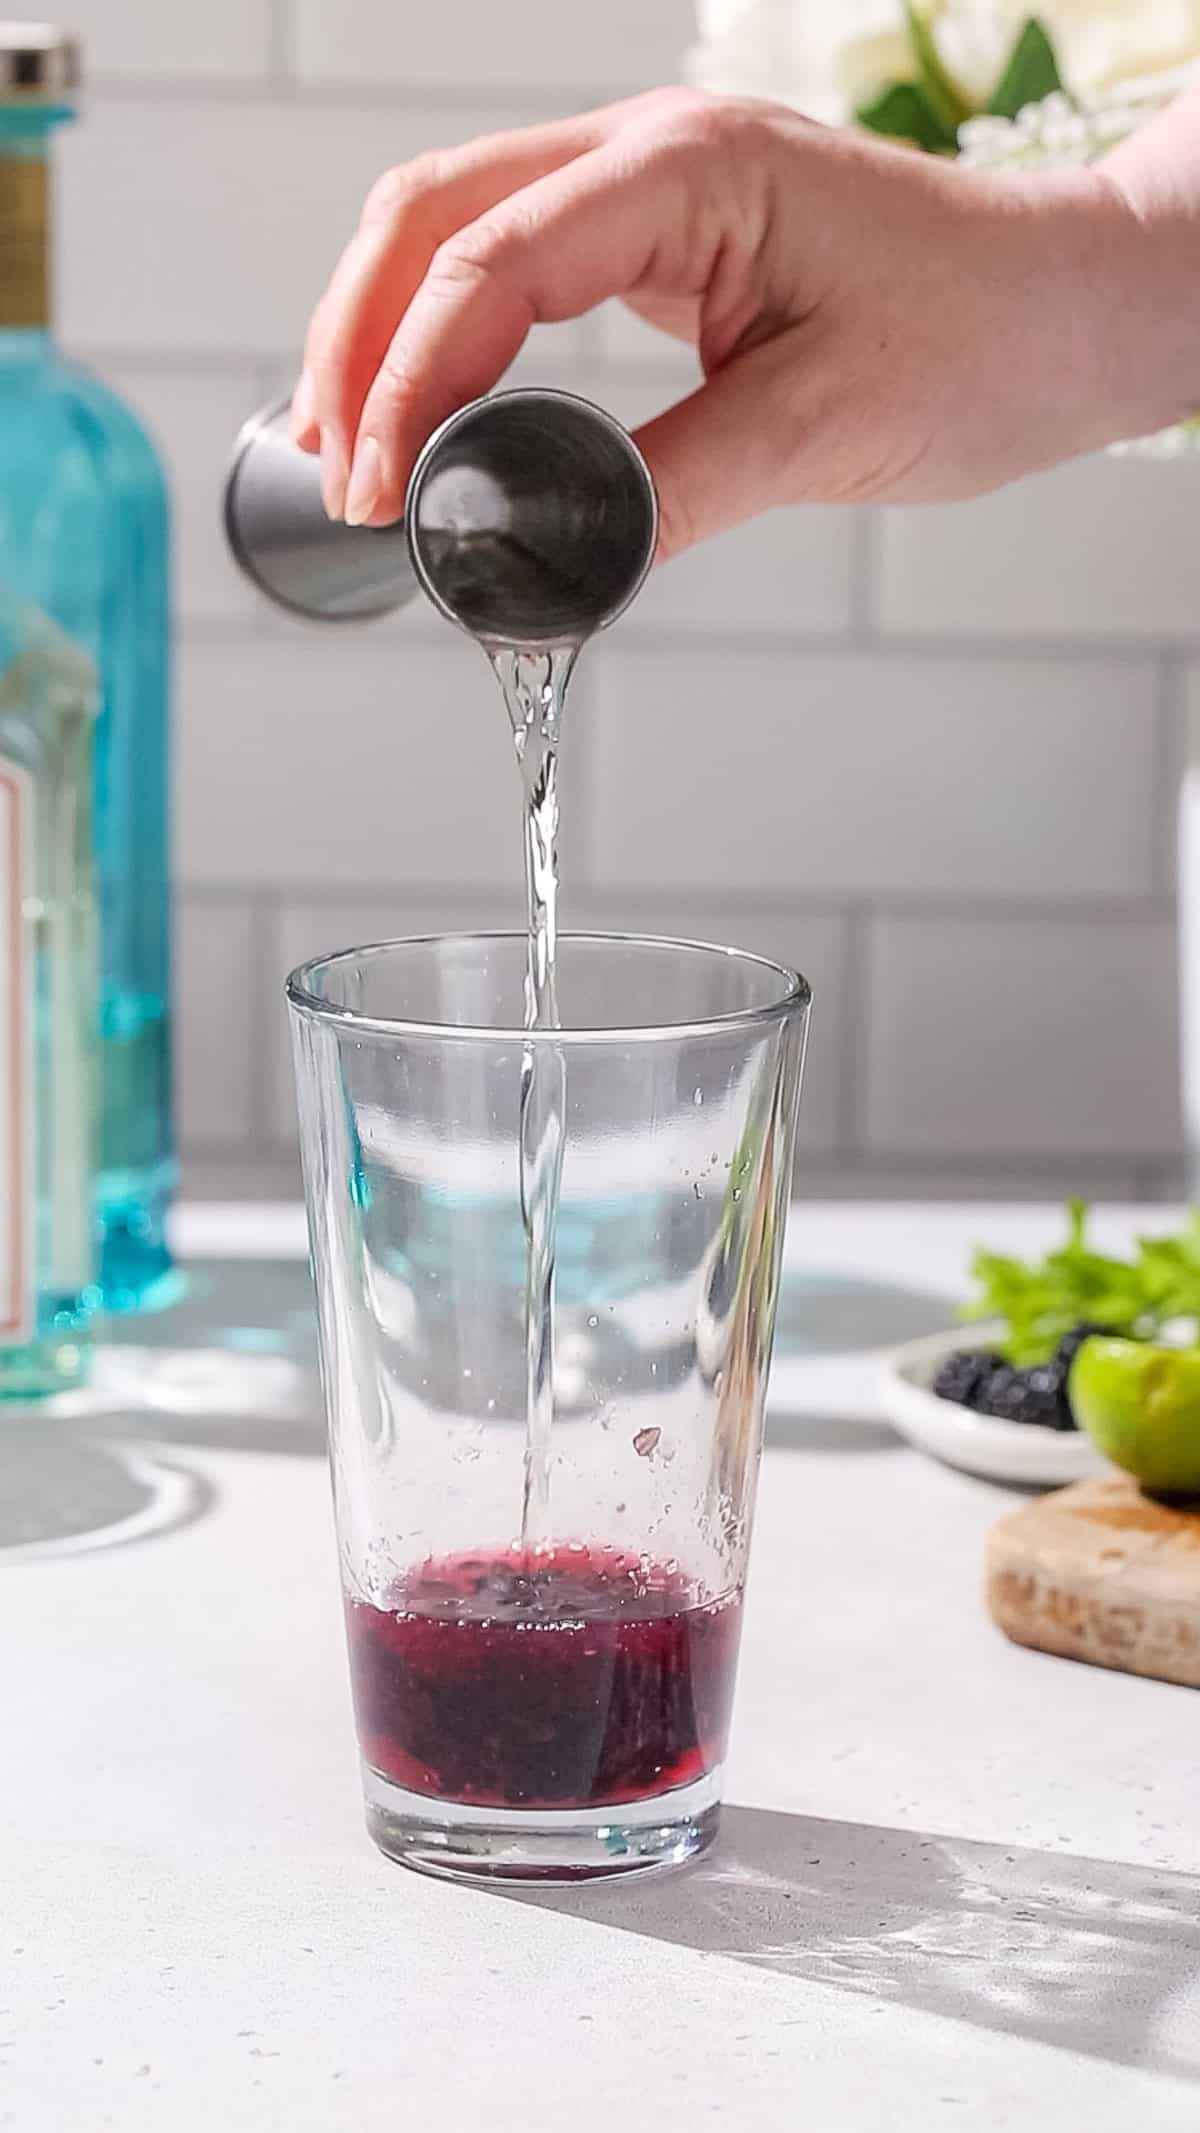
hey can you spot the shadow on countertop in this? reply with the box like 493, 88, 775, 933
507, 1804, 1200, 2081
0, 1261, 956, 1560
773, 1269, 955, 1357
0, 1258, 324, 1564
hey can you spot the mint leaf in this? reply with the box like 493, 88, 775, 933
962, 1203, 1160, 1363
987, 18, 1064, 119
855, 80, 957, 154
903, 1, 971, 132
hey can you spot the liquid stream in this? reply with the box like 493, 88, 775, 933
490, 645, 576, 1553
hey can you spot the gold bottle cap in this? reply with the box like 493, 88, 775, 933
0, 23, 80, 96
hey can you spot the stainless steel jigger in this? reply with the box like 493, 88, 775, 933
223, 387, 658, 645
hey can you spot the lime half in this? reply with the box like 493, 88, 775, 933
1069, 1338, 1200, 1498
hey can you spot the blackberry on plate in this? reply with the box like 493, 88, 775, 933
931, 1348, 1005, 1409
976, 1362, 1066, 1431
931, 1330, 1118, 1432
1054, 1322, 1115, 1376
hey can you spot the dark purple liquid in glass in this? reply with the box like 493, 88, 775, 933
346, 1545, 742, 1811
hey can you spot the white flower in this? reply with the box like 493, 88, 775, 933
686, 1, 912, 124
687, 1, 1200, 123
931, 1, 1200, 104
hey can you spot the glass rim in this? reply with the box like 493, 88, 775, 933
286, 929, 810, 1047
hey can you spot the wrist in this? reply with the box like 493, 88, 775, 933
1066, 146, 1200, 449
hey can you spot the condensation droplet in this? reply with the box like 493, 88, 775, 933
587, 1314, 598, 1328
693, 1088, 703, 1106
732, 1187, 741, 1201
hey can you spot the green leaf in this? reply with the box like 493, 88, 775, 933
855, 79, 957, 155
987, 17, 1064, 120
958, 1201, 1200, 1363
903, 1, 971, 132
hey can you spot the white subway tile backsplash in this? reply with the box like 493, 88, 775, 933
265, 891, 528, 1139
181, 1153, 302, 1202
499, 324, 593, 384
99, 364, 261, 625
791, 1162, 1155, 1203
864, 914, 1179, 1160
567, 898, 847, 1157
583, 367, 702, 432
879, 456, 1200, 643
176, 898, 258, 1151
593, 300, 699, 373
634, 511, 856, 638
59, 96, 547, 356
68, 0, 272, 79
589, 646, 1159, 902
508, 361, 852, 635
263, 895, 844, 1160
292, 0, 693, 92
48, 17, 1191, 1195
175, 634, 558, 889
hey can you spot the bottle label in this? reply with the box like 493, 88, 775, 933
0, 156, 48, 330
0, 763, 33, 1343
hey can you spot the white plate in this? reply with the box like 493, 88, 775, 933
879, 1324, 1108, 1487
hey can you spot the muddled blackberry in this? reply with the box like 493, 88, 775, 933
932, 1324, 1118, 1432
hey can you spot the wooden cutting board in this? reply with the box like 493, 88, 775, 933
986, 1472, 1200, 1688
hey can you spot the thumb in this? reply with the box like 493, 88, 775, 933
634, 333, 809, 558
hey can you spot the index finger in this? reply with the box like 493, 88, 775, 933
343, 126, 703, 528
303, 111, 617, 464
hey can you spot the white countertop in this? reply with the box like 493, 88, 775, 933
3, 1204, 1198, 2130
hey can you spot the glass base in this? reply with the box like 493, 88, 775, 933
361, 1764, 721, 1884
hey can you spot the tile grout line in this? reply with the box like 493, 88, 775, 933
566, 640, 597, 900
78, 75, 607, 117
267, 0, 296, 87
800, 1149, 1167, 1182
1151, 652, 1186, 906
171, 867, 1176, 928
248, 889, 285, 1153
848, 510, 878, 645
178, 613, 1178, 669
832, 908, 869, 1161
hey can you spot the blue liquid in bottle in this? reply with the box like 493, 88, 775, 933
0, 73, 174, 1311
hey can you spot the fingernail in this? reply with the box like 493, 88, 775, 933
320, 430, 349, 521
344, 436, 383, 528
289, 367, 316, 440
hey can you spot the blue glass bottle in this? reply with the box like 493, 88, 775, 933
0, 30, 173, 1311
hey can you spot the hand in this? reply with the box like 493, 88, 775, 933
293, 87, 1144, 556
